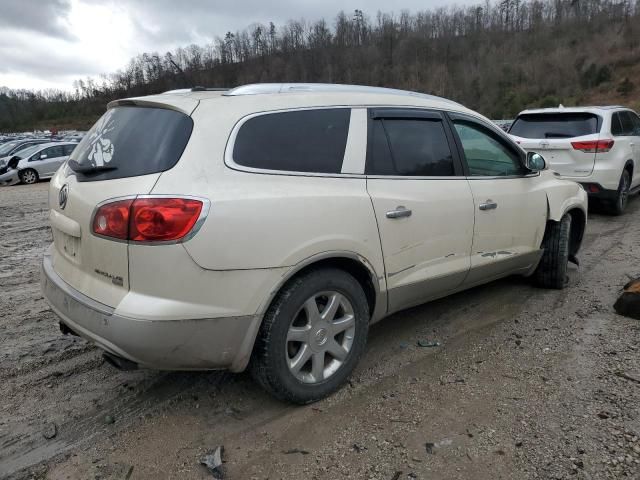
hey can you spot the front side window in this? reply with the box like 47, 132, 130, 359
366, 118, 454, 176
454, 120, 525, 177
233, 109, 350, 174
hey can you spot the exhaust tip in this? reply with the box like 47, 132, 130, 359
103, 352, 138, 371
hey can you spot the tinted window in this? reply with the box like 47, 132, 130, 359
63, 144, 76, 155
509, 113, 600, 139
618, 111, 636, 136
233, 109, 350, 173
366, 118, 454, 176
630, 112, 640, 135
46, 146, 65, 158
70, 107, 193, 182
611, 113, 624, 136
454, 120, 525, 176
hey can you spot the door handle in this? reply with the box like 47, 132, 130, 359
479, 200, 498, 211
386, 206, 412, 219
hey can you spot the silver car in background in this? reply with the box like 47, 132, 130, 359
0, 142, 77, 185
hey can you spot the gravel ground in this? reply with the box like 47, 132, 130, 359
1, 182, 639, 480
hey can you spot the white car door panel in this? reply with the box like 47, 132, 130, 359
449, 114, 547, 285
365, 109, 475, 313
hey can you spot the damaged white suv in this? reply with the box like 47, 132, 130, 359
42, 84, 587, 403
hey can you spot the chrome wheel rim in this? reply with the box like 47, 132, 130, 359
23, 171, 36, 184
286, 291, 356, 384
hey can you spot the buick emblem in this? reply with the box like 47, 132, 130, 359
59, 184, 69, 209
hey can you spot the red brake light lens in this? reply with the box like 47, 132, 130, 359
571, 139, 614, 153
129, 198, 203, 242
92, 198, 204, 242
93, 199, 133, 240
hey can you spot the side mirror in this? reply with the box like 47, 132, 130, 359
39, 154, 48, 159
526, 152, 546, 172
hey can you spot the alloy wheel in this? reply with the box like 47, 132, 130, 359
286, 291, 355, 384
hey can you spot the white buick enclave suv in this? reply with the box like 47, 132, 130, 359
42, 84, 587, 403
509, 106, 640, 214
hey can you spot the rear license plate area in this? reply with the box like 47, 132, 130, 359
54, 229, 81, 261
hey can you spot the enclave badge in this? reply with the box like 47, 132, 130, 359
59, 184, 69, 210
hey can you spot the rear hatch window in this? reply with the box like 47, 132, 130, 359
509, 113, 601, 139
69, 106, 193, 182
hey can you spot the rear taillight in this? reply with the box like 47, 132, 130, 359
571, 139, 614, 153
93, 199, 134, 240
93, 197, 204, 242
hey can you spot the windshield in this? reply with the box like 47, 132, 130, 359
0, 142, 19, 156
13, 144, 43, 159
509, 113, 601, 139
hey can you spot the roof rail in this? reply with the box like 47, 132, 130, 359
223, 83, 461, 105
162, 87, 229, 94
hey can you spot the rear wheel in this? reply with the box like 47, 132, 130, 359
535, 214, 571, 289
250, 268, 369, 404
608, 169, 631, 215
19, 169, 39, 185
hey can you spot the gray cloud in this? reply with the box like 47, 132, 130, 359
0, 0, 74, 40
1, 0, 478, 90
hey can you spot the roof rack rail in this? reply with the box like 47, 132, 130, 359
190, 86, 229, 92
223, 83, 461, 106
162, 87, 230, 94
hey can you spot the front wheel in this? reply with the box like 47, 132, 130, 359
250, 268, 369, 404
19, 169, 39, 185
534, 214, 571, 289
608, 169, 631, 216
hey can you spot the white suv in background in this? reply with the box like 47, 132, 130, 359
509, 106, 640, 214
41, 84, 587, 403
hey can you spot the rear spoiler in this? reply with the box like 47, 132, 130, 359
107, 96, 200, 116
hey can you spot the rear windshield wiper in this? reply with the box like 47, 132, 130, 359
68, 159, 118, 174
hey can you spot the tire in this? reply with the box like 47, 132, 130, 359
534, 213, 571, 289
250, 268, 369, 404
608, 169, 631, 216
19, 169, 39, 185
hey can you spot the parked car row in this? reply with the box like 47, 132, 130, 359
0, 141, 78, 186
41, 83, 595, 404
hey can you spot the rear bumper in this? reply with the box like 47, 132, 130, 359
41, 253, 259, 371
577, 182, 618, 201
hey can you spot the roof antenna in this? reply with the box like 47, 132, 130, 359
558, 104, 565, 108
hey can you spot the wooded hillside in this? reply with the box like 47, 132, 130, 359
1, 0, 639, 131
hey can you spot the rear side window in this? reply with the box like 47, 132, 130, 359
233, 109, 350, 174
46, 146, 64, 158
63, 144, 76, 155
70, 106, 193, 182
366, 118, 454, 176
509, 113, 601, 139
613, 111, 637, 136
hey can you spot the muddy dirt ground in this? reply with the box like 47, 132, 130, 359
1, 182, 639, 480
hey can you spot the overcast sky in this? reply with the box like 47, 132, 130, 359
0, 0, 476, 91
